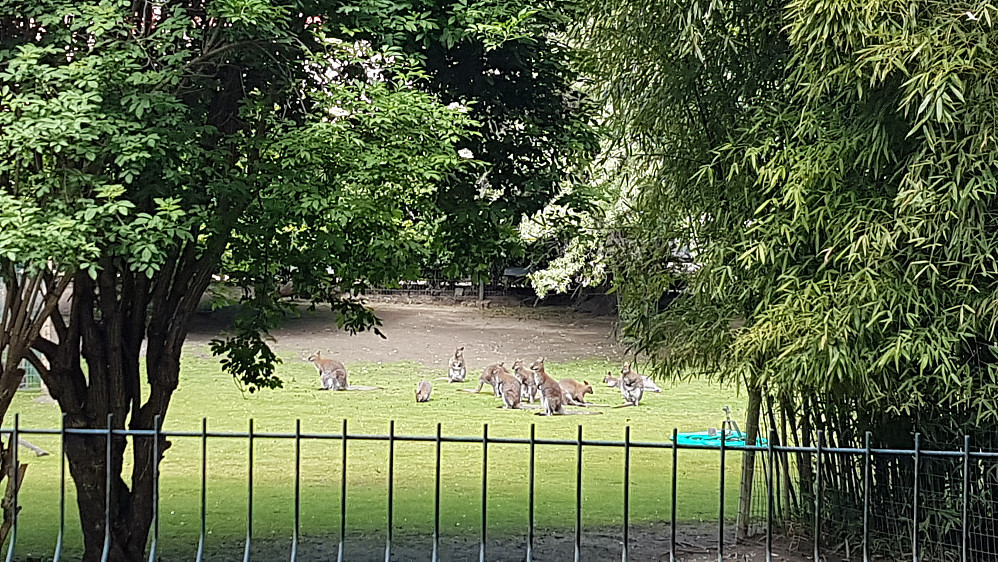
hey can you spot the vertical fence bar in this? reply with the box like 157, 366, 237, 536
962, 435, 970, 562
196, 418, 207, 562
54, 413, 66, 562
622, 426, 630, 562
291, 419, 301, 562
575, 425, 583, 562
5, 413, 19, 562
243, 419, 254, 562
101, 413, 113, 562
433, 423, 441, 562
670, 428, 678, 562
385, 420, 395, 562
815, 430, 823, 562
480, 423, 488, 562
766, 429, 775, 562
912, 433, 920, 562
527, 424, 535, 562
148, 415, 161, 562
718, 427, 726, 562
338, 419, 347, 562
863, 431, 871, 562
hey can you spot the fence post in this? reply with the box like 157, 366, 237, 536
670, 427, 678, 562
148, 415, 161, 562
196, 418, 207, 562
815, 430, 823, 562
385, 420, 395, 562
622, 426, 630, 562
962, 434, 970, 562
480, 423, 488, 562
433, 423, 441, 562
863, 431, 871, 562
575, 425, 583, 562
101, 413, 113, 562
4, 413, 19, 562
338, 419, 347, 562
912, 433, 920, 562
718, 427, 726, 562
292, 419, 301, 562
243, 419, 254, 562
528, 424, 535, 562
54, 413, 66, 562
766, 429, 775, 562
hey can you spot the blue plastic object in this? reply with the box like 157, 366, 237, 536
672, 431, 768, 448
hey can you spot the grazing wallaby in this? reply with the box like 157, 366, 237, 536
619, 362, 644, 406
497, 369, 522, 409
416, 380, 433, 402
448, 346, 467, 383
308, 351, 348, 391
513, 359, 538, 403
559, 378, 594, 405
604, 372, 620, 387
530, 358, 565, 416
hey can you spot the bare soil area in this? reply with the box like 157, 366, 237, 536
187, 300, 623, 367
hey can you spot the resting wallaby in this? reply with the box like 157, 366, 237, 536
448, 346, 467, 383
416, 380, 432, 402
513, 359, 538, 403
559, 378, 593, 405
497, 368, 522, 409
308, 351, 348, 391
605, 371, 661, 392
530, 358, 565, 416
619, 362, 644, 406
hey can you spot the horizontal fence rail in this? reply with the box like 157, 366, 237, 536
0, 415, 996, 561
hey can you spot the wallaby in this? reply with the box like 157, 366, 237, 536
416, 380, 432, 402
464, 362, 504, 395
619, 362, 644, 406
606, 370, 661, 392
308, 351, 348, 391
497, 369, 522, 409
559, 378, 594, 405
448, 346, 467, 383
530, 358, 565, 416
513, 359, 538, 403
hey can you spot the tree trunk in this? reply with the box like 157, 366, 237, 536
736, 386, 763, 540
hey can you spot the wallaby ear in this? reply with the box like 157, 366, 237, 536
584, 380, 589, 385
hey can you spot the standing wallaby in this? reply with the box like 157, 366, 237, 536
416, 380, 433, 402
468, 362, 504, 395
497, 368, 522, 409
448, 346, 467, 383
513, 359, 538, 403
559, 378, 593, 405
530, 357, 565, 416
308, 351, 348, 391
619, 362, 644, 406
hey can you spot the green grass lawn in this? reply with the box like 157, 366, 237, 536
6, 351, 747, 560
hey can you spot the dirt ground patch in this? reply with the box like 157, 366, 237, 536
187, 300, 623, 367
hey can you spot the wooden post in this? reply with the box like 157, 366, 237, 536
736, 387, 763, 540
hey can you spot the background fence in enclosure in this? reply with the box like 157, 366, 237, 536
0, 417, 996, 561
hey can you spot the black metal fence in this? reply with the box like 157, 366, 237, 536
1, 415, 996, 561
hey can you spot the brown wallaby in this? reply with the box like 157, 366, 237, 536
559, 378, 593, 405
448, 346, 467, 383
604, 372, 620, 387
605, 370, 659, 392
619, 362, 644, 406
416, 380, 432, 402
512, 359, 538, 403
464, 362, 504, 395
497, 368, 522, 409
530, 358, 565, 416
308, 351, 348, 391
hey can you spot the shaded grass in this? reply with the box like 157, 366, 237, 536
7, 351, 746, 559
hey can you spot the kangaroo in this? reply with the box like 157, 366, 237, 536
448, 346, 467, 383
308, 351, 348, 391
497, 368, 522, 409
512, 359, 538, 403
530, 358, 565, 416
604, 372, 620, 387
619, 362, 644, 406
416, 380, 432, 402
559, 378, 593, 405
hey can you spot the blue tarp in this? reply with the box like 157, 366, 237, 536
672, 431, 768, 448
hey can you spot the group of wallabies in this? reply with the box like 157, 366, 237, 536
309, 346, 662, 416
